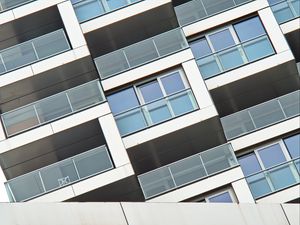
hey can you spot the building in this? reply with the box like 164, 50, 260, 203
0, 0, 299, 207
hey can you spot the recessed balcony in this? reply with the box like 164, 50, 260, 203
0, 0, 35, 12
72, 0, 143, 23
5, 145, 114, 202
0, 29, 70, 76
174, 0, 253, 26
268, 0, 299, 24
94, 28, 188, 80
1, 80, 105, 137
221, 90, 300, 140
138, 143, 238, 199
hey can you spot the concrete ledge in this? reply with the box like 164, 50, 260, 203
280, 18, 300, 34
257, 184, 300, 203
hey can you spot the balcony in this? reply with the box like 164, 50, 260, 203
1, 80, 105, 137
221, 90, 300, 140
174, 0, 253, 26
0, 0, 34, 12
114, 89, 198, 137
94, 28, 189, 79
138, 143, 238, 199
72, 0, 143, 23
0, 29, 70, 75
5, 145, 114, 202
196, 34, 275, 80
246, 158, 300, 199
269, 0, 300, 24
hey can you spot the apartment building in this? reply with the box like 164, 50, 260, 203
0, 0, 299, 207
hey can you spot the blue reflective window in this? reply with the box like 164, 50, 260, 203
284, 134, 300, 159
208, 191, 233, 203
190, 38, 212, 59
139, 81, 164, 103
268, 0, 283, 5
106, 0, 128, 10
209, 29, 235, 51
238, 153, 262, 176
161, 72, 185, 95
234, 17, 266, 42
107, 88, 139, 114
258, 144, 286, 169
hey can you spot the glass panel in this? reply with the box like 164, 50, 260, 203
258, 144, 286, 169
169, 155, 207, 186
95, 51, 130, 78
209, 29, 235, 51
124, 39, 159, 67
272, 2, 294, 23
238, 153, 262, 176
234, 17, 266, 42
2, 105, 39, 136
221, 110, 255, 140
295, 159, 300, 173
201, 145, 237, 175
190, 38, 212, 59
68, 82, 104, 111
284, 134, 300, 159
7, 172, 44, 202
138, 167, 175, 199
208, 191, 233, 203
202, 0, 235, 15
73, 0, 105, 22
279, 91, 300, 117
40, 160, 79, 191
0, 57, 6, 73
106, 0, 127, 10
243, 36, 274, 62
35, 94, 72, 123
268, 0, 283, 5
154, 29, 188, 56
197, 55, 221, 79
218, 47, 245, 70
2, 42, 37, 71
74, 147, 113, 179
161, 72, 185, 95
0, 0, 33, 10
175, 0, 207, 25
247, 173, 272, 198
115, 108, 147, 136
249, 100, 285, 129
291, 0, 300, 15
169, 91, 196, 116
138, 80, 163, 103
268, 163, 298, 190
107, 88, 139, 115
143, 100, 172, 125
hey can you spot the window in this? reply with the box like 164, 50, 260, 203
107, 70, 198, 136
190, 16, 274, 79
206, 191, 234, 203
284, 134, 300, 159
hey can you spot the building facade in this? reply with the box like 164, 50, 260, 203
0, 0, 299, 205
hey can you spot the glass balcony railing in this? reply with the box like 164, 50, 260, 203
221, 90, 300, 140
0, 29, 70, 75
72, 0, 143, 23
1, 80, 105, 137
0, 0, 35, 12
94, 28, 189, 79
246, 158, 300, 199
175, 0, 253, 26
114, 89, 198, 137
196, 34, 275, 80
269, 0, 300, 24
5, 145, 114, 202
138, 143, 238, 199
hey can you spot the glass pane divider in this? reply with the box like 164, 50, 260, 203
38, 171, 47, 193
33, 104, 41, 124
31, 42, 39, 59
65, 93, 75, 112
167, 167, 177, 187
264, 171, 276, 192
198, 155, 209, 176
72, 158, 81, 180
247, 110, 257, 129
122, 49, 131, 68
152, 38, 161, 57
6, 183, 16, 202
277, 99, 288, 118
199, 0, 209, 17
0, 53, 7, 72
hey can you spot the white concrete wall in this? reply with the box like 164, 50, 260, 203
232, 179, 255, 203
0, 165, 9, 202
257, 185, 300, 203
280, 18, 300, 34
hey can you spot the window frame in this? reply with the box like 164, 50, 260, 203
205, 188, 237, 203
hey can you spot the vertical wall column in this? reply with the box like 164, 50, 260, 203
98, 114, 131, 167
232, 179, 255, 203
0, 166, 9, 202
57, 1, 87, 49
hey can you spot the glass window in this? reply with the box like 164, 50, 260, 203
284, 134, 300, 159
161, 72, 185, 95
234, 17, 266, 42
138, 81, 164, 103
207, 191, 233, 203
107, 88, 139, 115
209, 29, 235, 51
238, 153, 262, 176
106, 0, 128, 10
258, 144, 287, 169
190, 38, 212, 59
